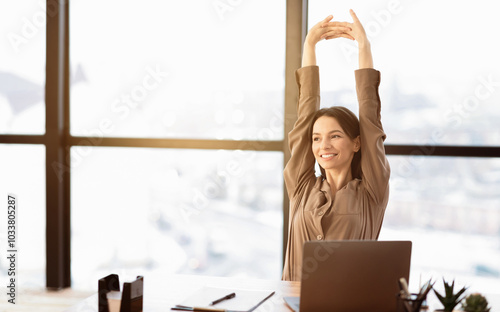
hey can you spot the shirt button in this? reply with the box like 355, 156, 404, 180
317, 235, 323, 240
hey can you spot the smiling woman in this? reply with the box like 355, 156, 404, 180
282, 11, 390, 281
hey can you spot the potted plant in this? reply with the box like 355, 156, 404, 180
462, 293, 491, 312
433, 279, 467, 312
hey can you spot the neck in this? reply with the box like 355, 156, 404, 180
325, 167, 353, 194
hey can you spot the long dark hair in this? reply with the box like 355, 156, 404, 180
309, 106, 362, 179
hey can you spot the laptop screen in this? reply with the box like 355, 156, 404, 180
299, 240, 412, 312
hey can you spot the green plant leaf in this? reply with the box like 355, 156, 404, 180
434, 279, 468, 311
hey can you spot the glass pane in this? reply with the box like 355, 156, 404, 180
381, 156, 500, 299
70, 1, 286, 140
308, 1, 500, 146
71, 147, 283, 290
0, 144, 46, 288
0, 2, 46, 134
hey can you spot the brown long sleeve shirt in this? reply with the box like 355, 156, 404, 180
282, 66, 390, 281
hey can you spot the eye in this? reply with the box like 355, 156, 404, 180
331, 135, 340, 139
312, 137, 320, 142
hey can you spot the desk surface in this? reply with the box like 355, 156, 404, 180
65, 274, 500, 312
65, 274, 300, 312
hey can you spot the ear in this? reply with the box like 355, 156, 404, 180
353, 136, 360, 152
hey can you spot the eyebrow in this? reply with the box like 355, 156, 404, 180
312, 130, 344, 136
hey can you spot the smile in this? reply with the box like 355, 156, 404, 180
321, 154, 337, 158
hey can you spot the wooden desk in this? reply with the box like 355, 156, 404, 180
65, 274, 300, 312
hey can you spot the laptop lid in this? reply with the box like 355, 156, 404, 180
299, 240, 412, 312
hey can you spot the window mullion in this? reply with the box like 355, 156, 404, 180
45, 0, 71, 289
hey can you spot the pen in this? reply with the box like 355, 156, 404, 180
209, 292, 236, 306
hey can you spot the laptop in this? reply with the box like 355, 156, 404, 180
284, 240, 412, 312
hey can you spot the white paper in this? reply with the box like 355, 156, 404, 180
178, 286, 275, 312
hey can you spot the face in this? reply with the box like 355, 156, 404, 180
312, 116, 360, 173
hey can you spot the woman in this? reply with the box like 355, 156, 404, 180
282, 10, 390, 281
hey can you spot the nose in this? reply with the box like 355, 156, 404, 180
320, 139, 331, 150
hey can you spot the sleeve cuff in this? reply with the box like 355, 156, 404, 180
296, 66, 320, 96
355, 68, 381, 100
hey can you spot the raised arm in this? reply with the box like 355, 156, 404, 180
285, 16, 352, 200
346, 9, 373, 69
347, 10, 389, 203
356, 68, 390, 204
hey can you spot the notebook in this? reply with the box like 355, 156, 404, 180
284, 240, 412, 312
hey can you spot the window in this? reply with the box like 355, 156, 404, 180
69, 0, 287, 289
4, 1, 497, 294
309, 0, 500, 146
0, 145, 46, 287
71, 147, 283, 289
383, 156, 500, 292
70, 0, 285, 140
2, 0, 293, 290
0, 1, 45, 134
0, 0, 46, 289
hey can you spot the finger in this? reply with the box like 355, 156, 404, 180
322, 26, 352, 33
320, 28, 352, 39
319, 15, 334, 27
325, 33, 355, 41
350, 9, 360, 23
342, 33, 356, 40
322, 21, 351, 28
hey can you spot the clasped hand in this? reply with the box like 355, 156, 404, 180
305, 9, 369, 48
